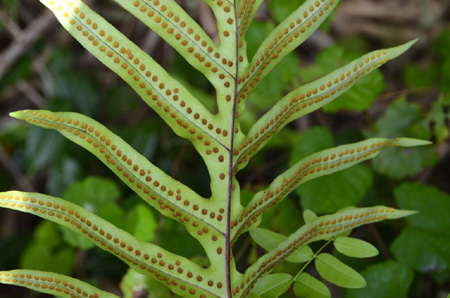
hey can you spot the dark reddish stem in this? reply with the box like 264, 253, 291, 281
225, 2, 240, 297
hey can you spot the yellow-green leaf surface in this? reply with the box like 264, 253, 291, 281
315, 253, 366, 288
0, 191, 224, 298
10, 110, 226, 245
233, 40, 418, 172
113, 0, 231, 84
334, 237, 379, 258
39, 0, 225, 150
4, 0, 428, 297
294, 272, 330, 298
0, 270, 119, 298
240, 206, 415, 297
235, 0, 340, 117
231, 137, 429, 241
236, 0, 265, 73
237, 0, 264, 39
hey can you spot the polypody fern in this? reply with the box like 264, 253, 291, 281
0, 0, 430, 297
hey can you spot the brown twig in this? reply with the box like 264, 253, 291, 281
0, 10, 56, 79
368, 223, 392, 259
0, 143, 35, 192
15, 79, 45, 108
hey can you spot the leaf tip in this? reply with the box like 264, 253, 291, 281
390, 209, 418, 219
387, 39, 419, 60
9, 110, 29, 121
397, 138, 432, 147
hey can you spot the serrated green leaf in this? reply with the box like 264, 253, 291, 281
392, 183, 450, 274
252, 273, 292, 298
298, 164, 373, 214
19, 221, 75, 275
334, 237, 378, 258
58, 176, 122, 249
289, 127, 334, 163
364, 98, 438, 178
315, 253, 366, 288
391, 227, 450, 274
62, 176, 121, 213
426, 95, 450, 143
126, 204, 157, 242
395, 183, 450, 233
268, 0, 306, 23
346, 261, 414, 298
20, 243, 75, 275
294, 272, 330, 298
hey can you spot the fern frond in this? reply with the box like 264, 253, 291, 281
41, 0, 224, 148
235, 0, 339, 119
239, 206, 416, 298
233, 40, 418, 172
231, 137, 430, 242
114, 0, 234, 83
10, 110, 226, 241
0, 191, 224, 298
0, 270, 119, 298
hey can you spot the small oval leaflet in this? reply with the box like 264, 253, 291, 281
252, 273, 292, 298
334, 236, 379, 258
294, 272, 330, 298
315, 253, 366, 288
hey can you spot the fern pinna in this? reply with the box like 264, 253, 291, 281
0, 0, 429, 297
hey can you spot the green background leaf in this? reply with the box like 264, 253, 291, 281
391, 183, 450, 274
19, 221, 75, 275
291, 126, 373, 214
364, 98, 438, 178
346, 261, 414, 298
300, 43, 385, 113
315, 253, 366, 288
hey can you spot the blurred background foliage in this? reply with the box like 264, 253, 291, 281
0, 0, 449, 297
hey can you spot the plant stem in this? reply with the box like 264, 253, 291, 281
273, 239, 334, 298
225, 3, 240, 296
